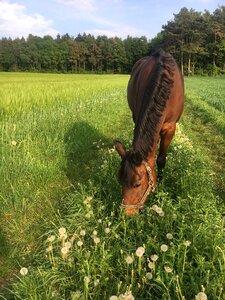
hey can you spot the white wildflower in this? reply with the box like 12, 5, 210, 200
58, 227, 66, 236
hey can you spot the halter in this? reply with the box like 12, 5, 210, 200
121, 161, 156, 210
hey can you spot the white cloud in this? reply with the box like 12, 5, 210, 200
86, 25, 146, 39
56, 0, 97, 12
0, 0, 58, 38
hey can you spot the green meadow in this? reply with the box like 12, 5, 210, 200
0, 73, 224, 300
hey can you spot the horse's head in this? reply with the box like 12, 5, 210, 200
115, 141, 156, 216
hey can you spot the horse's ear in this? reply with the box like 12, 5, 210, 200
114, 141, 126, 158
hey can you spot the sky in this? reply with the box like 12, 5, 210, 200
0, 0, 224, 40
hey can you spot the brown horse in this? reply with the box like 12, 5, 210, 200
115, 49, 184, 216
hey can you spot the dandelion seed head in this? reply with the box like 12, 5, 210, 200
48, 235, 55, 242
158, 211, 165, 217
109, 296, 118, 300
20, 267, 28, 276
61, 246, 68, 255
164, 266, 173, 273
148, 261, 155, 269
105, 227, 111, 234
135, 246, 145, 257
125, 255, 133, 264
146, 272, 153, 280
160, 244, 168, 252
195, 292, 207, 300
150, 254, 159, 262
77, 240, 83, 247
58, 227, 66, 235
80, 230, 86, 236
65, 241, 72, 249
166, 233, 173, 240
94, 237, 100, 244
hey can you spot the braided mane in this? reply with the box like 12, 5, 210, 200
132, 50, 175, 159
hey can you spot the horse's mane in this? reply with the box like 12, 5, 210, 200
132, 50, 175, 159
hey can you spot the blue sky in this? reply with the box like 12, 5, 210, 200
0, 0, 224, 39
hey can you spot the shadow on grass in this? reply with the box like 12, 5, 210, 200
64, 121, 112, 184
64, 121, 122, 212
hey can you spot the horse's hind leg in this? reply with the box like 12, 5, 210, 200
157, 122, 176, 181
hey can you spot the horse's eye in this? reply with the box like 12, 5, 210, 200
133, 183, 141, 188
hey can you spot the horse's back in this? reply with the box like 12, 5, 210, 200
127, 50, 184, 124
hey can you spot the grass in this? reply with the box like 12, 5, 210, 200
0, 73, 224, 299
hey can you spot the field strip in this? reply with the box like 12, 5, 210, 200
183, 94, 225, 201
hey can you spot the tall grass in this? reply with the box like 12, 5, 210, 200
0, 73, 224, 299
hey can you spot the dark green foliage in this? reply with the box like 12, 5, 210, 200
0, 6, 224, 75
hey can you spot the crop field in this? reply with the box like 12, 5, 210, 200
0, 73, 224, 300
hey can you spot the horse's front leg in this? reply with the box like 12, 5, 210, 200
157, 122, 176, 181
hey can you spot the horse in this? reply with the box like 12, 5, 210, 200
115, 49, 184, 216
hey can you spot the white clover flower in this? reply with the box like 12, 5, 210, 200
125, 255, 133, 264
77, 240, 83, 247
80, 230, 86, 236
166, 233, 173, 240
195, 292, 207, 300
183, 240, 191, 247
105, 227, 111, 234
58, 227, 66, 236
98, 219, 102, 223
160, 244, 168, 252
20, 267, 28, 276
135, 246, 145, 257
146, 272, 153, 280
150, 254, 159, 262
11, 140, 17, 146
48, 235, 55, 242
93, 230, 98, 236
94, 237, 100, 244
164, 266, 173, 273
65, 241, 72, 249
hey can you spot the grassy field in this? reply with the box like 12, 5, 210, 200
0, 73, 224, 300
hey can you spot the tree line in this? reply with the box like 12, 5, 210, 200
0, 6, 224, 75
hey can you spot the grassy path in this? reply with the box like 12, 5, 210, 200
183, 77, 225, 201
